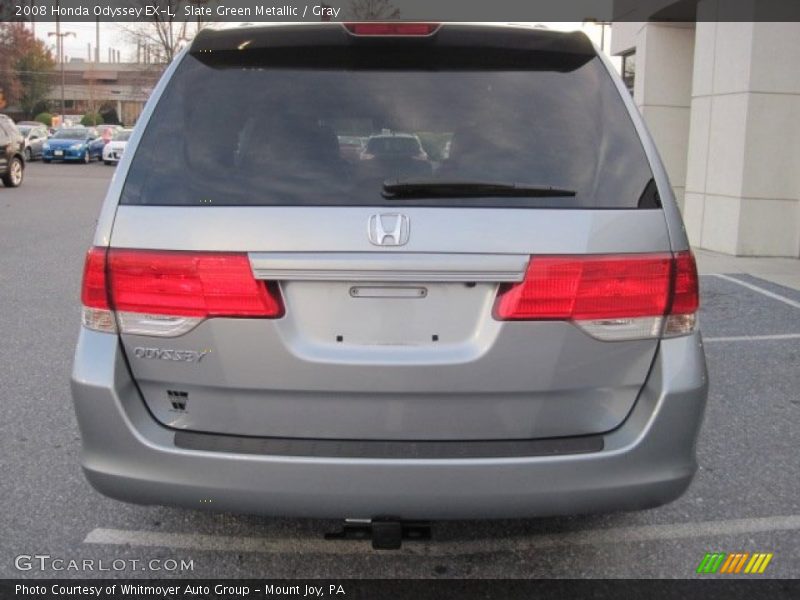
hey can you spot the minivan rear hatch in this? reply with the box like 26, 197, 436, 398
106, 24, 676, 442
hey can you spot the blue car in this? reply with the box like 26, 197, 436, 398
42, 127, 104, 163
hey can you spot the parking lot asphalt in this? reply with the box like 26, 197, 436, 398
0, 162, 798, 579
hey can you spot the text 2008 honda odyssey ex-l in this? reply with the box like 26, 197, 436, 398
72, 23, 708, 521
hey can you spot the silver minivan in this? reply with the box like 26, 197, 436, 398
72, 23, 708, 522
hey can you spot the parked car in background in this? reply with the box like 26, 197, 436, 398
17, 123, 49, 161
97, 124, 123, 145
337, 135, 366, 162
360, 132, 432, 178
0, 115, 25, 187
103, 129, 133, 165
43, 127, 104, 163
88, 131, 108, 158
360, 132, 428, 161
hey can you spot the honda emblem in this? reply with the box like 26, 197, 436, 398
368, 214, 410, 247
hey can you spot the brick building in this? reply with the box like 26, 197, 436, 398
44, 61, 164, 126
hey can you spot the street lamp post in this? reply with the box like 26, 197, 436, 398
48, 27, 76, 125
583, 18, 612, 54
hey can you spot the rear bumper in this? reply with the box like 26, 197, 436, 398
71, 329, 708, 519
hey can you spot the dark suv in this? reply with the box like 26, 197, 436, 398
0, 115, 25, 188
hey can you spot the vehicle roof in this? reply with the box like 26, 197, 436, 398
190, 22, 595, 59
55, 128, 91, 135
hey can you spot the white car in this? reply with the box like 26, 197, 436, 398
102, 129, 133, 165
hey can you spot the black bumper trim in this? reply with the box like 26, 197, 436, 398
173, 430, 604, 459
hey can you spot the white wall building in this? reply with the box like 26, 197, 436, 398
612, 0, 800, 257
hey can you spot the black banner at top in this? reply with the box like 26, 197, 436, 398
2, 0, 800, 23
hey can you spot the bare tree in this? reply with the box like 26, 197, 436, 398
122, 21, 187, 64
122, 0, 216, 64
348, 0, 400, 20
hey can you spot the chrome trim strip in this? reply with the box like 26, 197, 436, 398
249, 252, 528, 282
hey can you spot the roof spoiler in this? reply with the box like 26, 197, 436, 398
189, 23, 596, 71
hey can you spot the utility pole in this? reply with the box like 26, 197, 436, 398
48, 13, 76, 124
583, 18, 612, 54
29, 0, 36, 37
190, 0, 210, 35
95, 17, 100, 63
599, 21, 610, 53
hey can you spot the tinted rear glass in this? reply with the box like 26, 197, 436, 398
121, 49, 655, 208
53, 128, 86, 139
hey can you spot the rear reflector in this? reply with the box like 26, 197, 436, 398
494, 252, 699, 340
80, 247, 116, 333
344, 23, 441, 36
664, 250, 699, 337
669, 251, 699, 315
80, 248, 283, 336
81, 247, 110, 310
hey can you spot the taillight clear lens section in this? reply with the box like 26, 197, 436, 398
664, 250, 699, 337
80, 247, 116, 333
81, 247, 110, 310
344, 22, 440, 36
669, 251, 699, 315
495, 252, 699, 341
79, 248, 283, 337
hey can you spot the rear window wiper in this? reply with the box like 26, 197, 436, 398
382, 179, 577, 200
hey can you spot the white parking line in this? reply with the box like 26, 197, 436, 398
704, 333, 800, 343
711, 274, 800, 310
84, 514, 800, 556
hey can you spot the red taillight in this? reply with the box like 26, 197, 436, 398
670, 251, 699, 315
81, 247, 109, 309
344, 22, 440, 36
107, 249, 283, 318
495, 252, 699, 339
495, 254, 674, 321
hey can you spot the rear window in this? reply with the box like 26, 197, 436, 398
121, 49, 655, 209
53, 128, 86, 139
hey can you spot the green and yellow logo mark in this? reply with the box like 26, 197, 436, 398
696, 552, 773, 574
